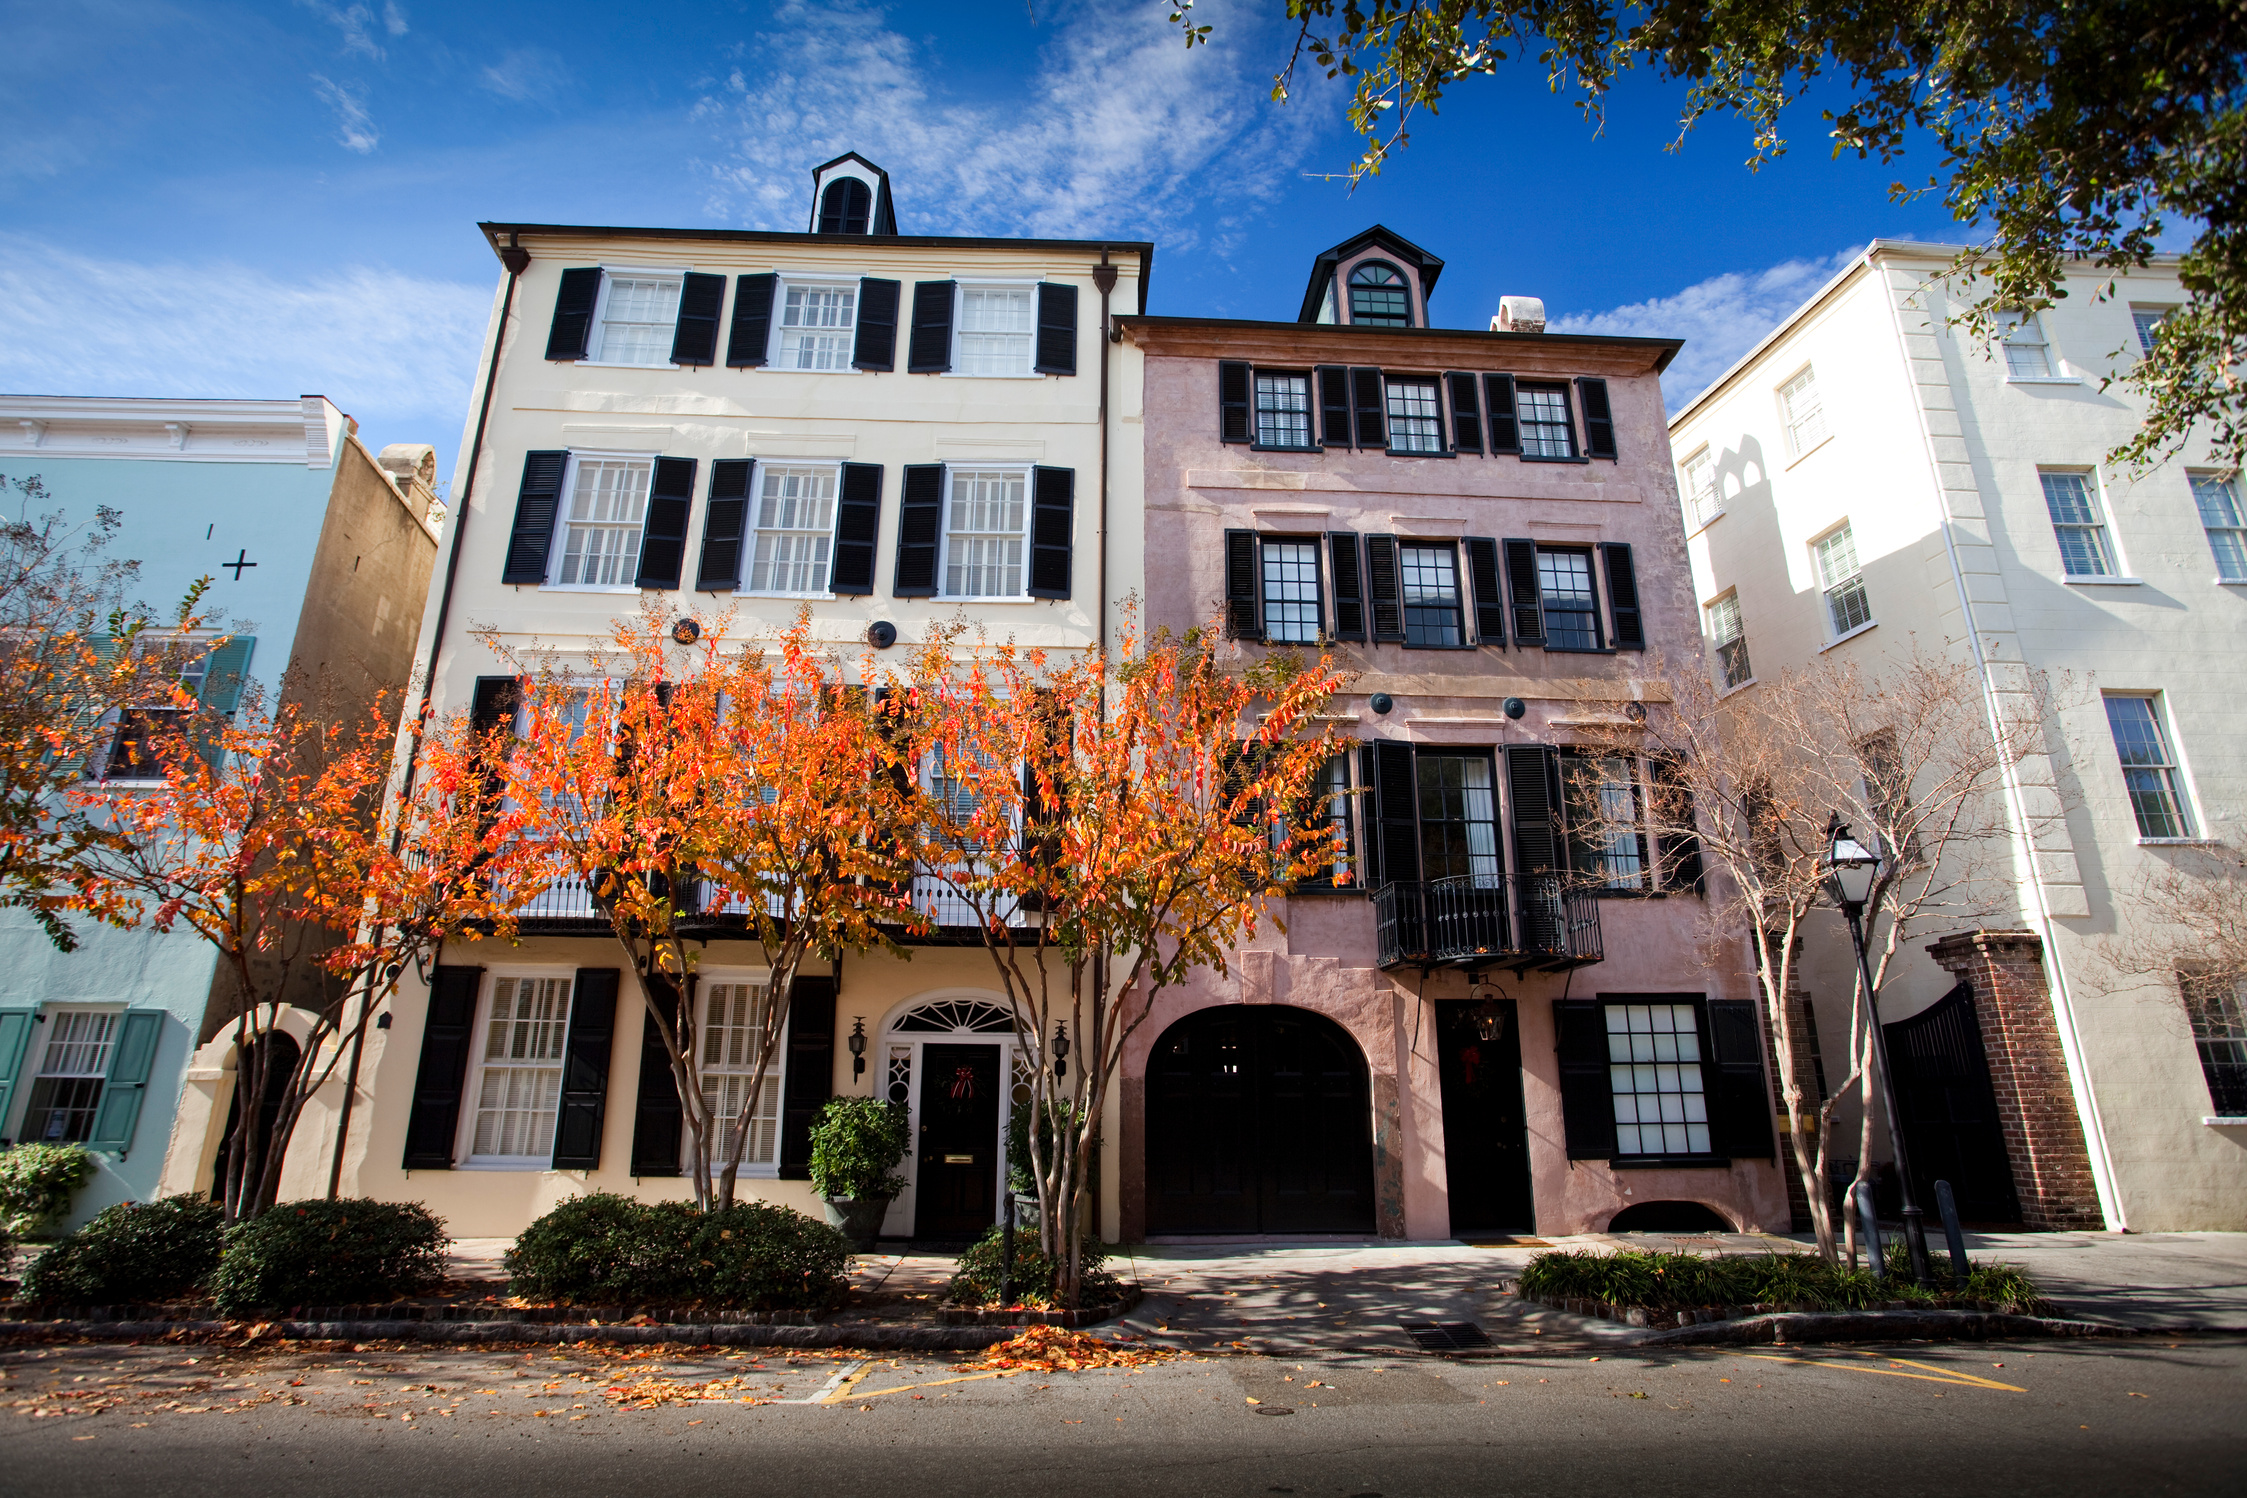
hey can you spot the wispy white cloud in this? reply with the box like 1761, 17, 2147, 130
480, 46, 570, 104
297, 0, 390, 60
310, 73, 379, 154
700, 0, 1332, 249
1553, 247, 1867, 412
382, 0, 408, 37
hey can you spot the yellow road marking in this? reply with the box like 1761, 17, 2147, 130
817, 1368, 875, 1406
1744, 1354, 2025, 1393
841, 1371, 1018, 1402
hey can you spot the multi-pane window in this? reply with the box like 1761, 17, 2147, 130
2105, 695, 2195, 840
1537, 548, 1601, 650
1303, 753, 1354, 887
2190, 473, 2247, 581
1518, 385, 1576, 458
470, 976, 570, 1161
19, 1008, 118, 1144
1385, 378, 1443, 453
1254, 373, 1313, 448
2040, 471, 2116, 577
956, 287, 1035, 375
593, 275, 683, 365
943, 469, 1027, 597
1347, 263, 1411, 326
778, 284, 856, 370
1566, 754, 1648, 891
1814, 524, 1872, 637
1706, 592, 1752, 689
1416, 752, 1501, 883
2182, 975, 2247, 1116
1398, 543, 1463, 647
1608, 1003, 1711, 1156
1681, 447, 1719, 528
701, 981, 783, 1167
1779, 367, 1826, 455
555, 458, 652, 587
1260, 539, 1322, 644
1997, 310, 2052, 377
748, 466, 836, 594
106, 639, 212, 779
2132, 307, 2170, 354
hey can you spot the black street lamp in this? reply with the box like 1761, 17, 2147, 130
1825, 822, 1932, 1285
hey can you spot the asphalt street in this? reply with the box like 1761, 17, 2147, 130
2, 1334, 2241, 1497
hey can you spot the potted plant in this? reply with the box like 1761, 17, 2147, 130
807, 1097, 910, 1250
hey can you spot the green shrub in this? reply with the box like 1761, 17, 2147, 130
943, 1224, 1118, 1309
208, 1199, 447, 1314
18, 1196, 225, 1305
0, 1143, 95, 1238
1515, 1248, 2051, 1316
506, 1194, 850, 1310
806, 1098, 910, 1201
691, 1202, 851, 1310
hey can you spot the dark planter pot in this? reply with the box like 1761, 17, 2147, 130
823, 1196, 894, 1250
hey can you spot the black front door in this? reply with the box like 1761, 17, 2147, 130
1884, 983, 2022, 1225
1146, 1006, 1375, 1235
915, 1043, 1000, 1240
1436, 1000, 1535, 1234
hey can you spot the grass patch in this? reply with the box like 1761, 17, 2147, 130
1517, 1246, 2055, 1317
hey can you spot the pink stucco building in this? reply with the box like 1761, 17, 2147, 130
1117, 227, 1790, 1240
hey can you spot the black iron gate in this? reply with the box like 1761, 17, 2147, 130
1883, 982, 2021, 1225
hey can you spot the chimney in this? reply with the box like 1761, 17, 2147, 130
1492, 296, 1547, 334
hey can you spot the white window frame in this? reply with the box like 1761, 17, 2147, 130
1679, 445, 1720, 530
1995, 309, 2054, 379
2103, 692, 2201, 844
2190, 472, 2247, 584
939, 463, 1033, 601
96, 630, 222, 785
2039, 469, 2128, 581
2130, 305, 2172, 355
459, 969, 576, 1169
580, 264, 689, 369
744, 460, 842, 598
18, 1005, 122, 1145
946, 279, 1042, 379
697, 967, 787, 1177
1383, 375, 1445, 454
1606, 1001, 1713, 1158
1812, 522, 1875, 644
546, 449, 657, 593
772, 277, 862, 374
1704, 590, 1752, 691
1778, 366, 1827, 458
1252, 371, 1315, 450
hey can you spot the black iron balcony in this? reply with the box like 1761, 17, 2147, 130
1372, 873, 1603, 972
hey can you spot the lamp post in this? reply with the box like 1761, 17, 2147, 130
1825, 823, 1931, 1285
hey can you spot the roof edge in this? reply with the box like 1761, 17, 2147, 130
1119, 314, 1681, 373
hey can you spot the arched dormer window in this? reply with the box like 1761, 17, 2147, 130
818, 178, 872, 235
1348, 261, 1412, 326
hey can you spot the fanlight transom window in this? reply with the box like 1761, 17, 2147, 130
893, 999, 1018, 1034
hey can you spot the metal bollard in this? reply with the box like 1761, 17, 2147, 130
1854, 1182, 1885, 1279
1934, 1180, 1971, 1282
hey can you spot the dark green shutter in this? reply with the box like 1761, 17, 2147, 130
1318, 366, 1353, 448
629, 1008, 684, 1176
1463, 538, 1506, 646
831, 462, 883, 596
1351, 368, 1386, 449
501, 450, 569, 584
726, 273, 776, 367
777, 975, 836, 1180
1034, 282, 1078, 375
1218, 362, 1252, 443
1484, 374, 1519, 454
1448, 373, 1483, 454
1326, 532, 1365, 641
402, 965, 482, 1169
1706, 1000, 1775, 1158
551, 968, 619, 1169
1577, 377, 1618, 459
696, 459, 753, 592
907, 281, 954, 373
1602, 542, 1644, 648
544, 268, 601, 360
1554, 1000, 1617, 1159
670, 272, 726, 367
0, 1009, 33, 1138
1507, 744, 1563, 874
1223, 530, 1260, 639
893, 464, 944, 596
634, 457, 697, 590
1502, 538, 1544, 645
853, 278, 900, 370
1028, 466, 1074, 598
86, 1009, 164, 1156
1364, 534, 1404, 642
192, 636, 255, 774
1367, 739, 1420, 890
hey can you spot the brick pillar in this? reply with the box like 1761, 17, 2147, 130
1923, 929, 2104, 1230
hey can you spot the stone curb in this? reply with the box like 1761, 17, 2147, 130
0, 1319, 1017, 1351
938, 1289, 1143, 1328
1634, 1309, 2120, 1347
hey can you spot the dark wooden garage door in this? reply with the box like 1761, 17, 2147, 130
1145, 1006, 1375, 1235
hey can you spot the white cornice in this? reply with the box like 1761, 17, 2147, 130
0, 394, 345, 468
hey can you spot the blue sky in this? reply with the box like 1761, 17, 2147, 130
1, 0, 1975, 488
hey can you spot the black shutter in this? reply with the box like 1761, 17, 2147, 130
777, 974, 836, 1180
401, 965, 482, 1169
1649, 755, 1705, 894
1463, 537, 1507, 646
469, 676, 517, 736
893, 464, 944, 596
1364, 534, 1404, 642
726, 273, 776, 368
1577, 377, 1618, 459
1707, 999, 1776, 1158
1318, 366, 1353, 448
1507, 744, 1563, 874
500, 450, 568, 585
1367, 739, 1420, 888
1218, 361, 1252, 444
1602, 542, 1644, 648
696, 458, 753, 591
544, 268, 601, 360
1034, 282, 1078, 375
831, 463, 884, 596
853, 277, 900, 370
1351, 368, 1386, 449
670, 272, 726, 367
1554, 999, 1618, 1159
634, 457, 697, 590
1028, 466, 1074, 598
907, 281, 955, 373
628, 1009, 684, 1177
1223, 529, 1261, 639
550, 968, 619, 1169
1502, 537, 1544, 645
1448, 373, 1484, 454
1326, 531, 1365, 641
1484, 374, 1520, 454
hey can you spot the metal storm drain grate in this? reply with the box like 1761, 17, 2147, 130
1401, 1321, 1493, 1351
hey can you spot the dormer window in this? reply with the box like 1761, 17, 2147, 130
818, 178, 872, 234
1349, 263, 1412, 327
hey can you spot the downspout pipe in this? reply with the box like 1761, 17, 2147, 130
1092, 250, 1118, 667
325, 236, 526, 1199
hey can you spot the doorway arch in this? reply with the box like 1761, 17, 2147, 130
210, 1030, 300, 1206
1145, 1005, 1375, 1235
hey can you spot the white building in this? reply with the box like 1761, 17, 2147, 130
1669, 241, 2243, 1233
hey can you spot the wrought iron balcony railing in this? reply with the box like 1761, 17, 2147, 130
1372, 873, 1603, 972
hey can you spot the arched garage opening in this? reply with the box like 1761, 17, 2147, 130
1145, 1005, 1375, 1235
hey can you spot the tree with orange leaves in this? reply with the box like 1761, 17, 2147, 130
906, 615, 1349, 1307
492, 605, 924, 1211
